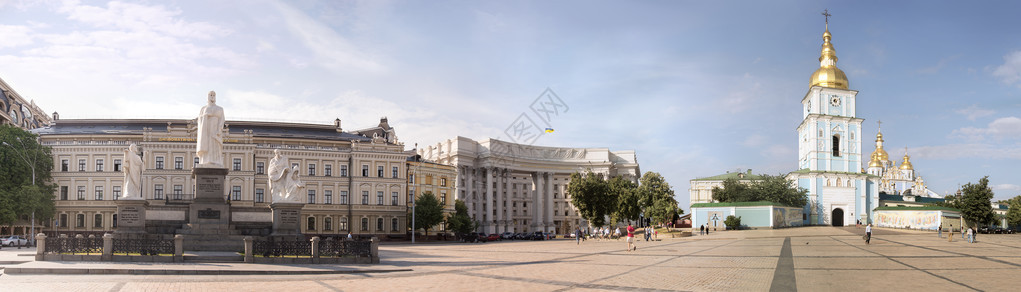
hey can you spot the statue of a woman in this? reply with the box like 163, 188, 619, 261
122, 143, 144, 200
196, 91, 225, 168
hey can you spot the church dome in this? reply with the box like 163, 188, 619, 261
899, 154, 913, 170
870, 130, 889, 163
809, 29, 849, 89
868, 153, 882, 168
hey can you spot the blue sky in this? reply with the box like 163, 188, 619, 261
3, 1, 1021, 212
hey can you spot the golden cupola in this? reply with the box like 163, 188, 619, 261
809, 26, 849, 89
899, 154, 914, 170
869, 128, 889, 167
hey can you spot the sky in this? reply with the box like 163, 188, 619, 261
2, 0, 1021, 212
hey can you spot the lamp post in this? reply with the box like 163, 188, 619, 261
411, 143, 418, 244
3, 137, 37, 245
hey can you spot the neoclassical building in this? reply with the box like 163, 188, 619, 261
34, 117, 409, 238
407, 154, 457, 234
419, 137, 640, 234
1, 76, 52, 129
688, 169, 764, 205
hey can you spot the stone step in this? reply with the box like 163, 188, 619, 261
182, 243, 244, 252
182, 255, 244, 263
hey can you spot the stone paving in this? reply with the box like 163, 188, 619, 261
1, 226, 1019, 291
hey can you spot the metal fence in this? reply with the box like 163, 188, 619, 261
112, 238, 175, 255
253, 239, 312, 258
318, 238, 371, 257
43, 237, 103, 254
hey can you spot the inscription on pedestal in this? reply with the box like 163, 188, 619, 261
196, 177, 223, 196
198, 208, 221, 219
120, 206, 142, 225
279, 209, 299, 225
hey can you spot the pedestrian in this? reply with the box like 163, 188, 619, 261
700, 224, 704, 235
706, 225, 710, 235
347, 232, 353, 240
967, 227, 973, 243
865, 223, 872, 245
576, 228, 581, 245
644, 227, 650, 241
973, 227, 977, 243
948, 224, 954, 242
626, 223, 636, 252
938, 225, 942, 238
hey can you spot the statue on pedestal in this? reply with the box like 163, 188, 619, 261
121, 143, 144, 200
196, 91, 225, 168
268, 149, 304, 203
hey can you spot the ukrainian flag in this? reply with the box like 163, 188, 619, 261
545, 128, 554, 133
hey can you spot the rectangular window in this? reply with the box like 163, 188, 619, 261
340, 217, 348, 231
307, 217, 316, 231
114, 159, 121, 172
340, 191, 348, 204
156, 156, 164, 169
441, 178, 447, 187
61, 159, 69, 172
94, 214, 103, 228
341, 165, 348, 177
173, 185, 183, 200
377, 166, 384, 178
154, 184, 164, 200
194, 157, 199, 167
324, 217, 333, 231
377, 191, 384, 205
441, 192, 447, 205
60, 186, 68, 200
307, 190, 316, 204
325, 190, 333, 204
392, 166, 398, 178
362, 191, 369, 205
409, 174, 415, 184
391, 218, 398, 232
113, 186, 121, 199
95, 186, 103, 200
832, 136, 841, 157
362, 165, 368, 177
256, 162, 265, 174
92, 158, 102, 171
255, 188, 265, 203
324, 164, 332, 176
376, 218, 384, 231
232, 186, 241, 201
361, 218, 368, 231
59, 214, 68, 228
77, 186, 85, 200
76, 214, 85, 228
175, 157, 183, 170
79, 159, 86, 171
391, 192, 398, 206
308, 163, 316, 176
233, 158, 242, 171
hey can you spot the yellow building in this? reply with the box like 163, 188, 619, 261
407, 155, 457, 235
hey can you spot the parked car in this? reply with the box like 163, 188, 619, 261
487, 233, 501, 241
500, 232, 515, 240
477, 233, 489, 243
515, 233, 529, 240
460, 232, 480, 243
1, 235, 28, 246
530, 231, 545, 241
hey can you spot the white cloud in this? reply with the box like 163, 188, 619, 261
992, 183, 1021, 194
743, 134, 766, 147
992, 50, 1021, 86
269, 0, 386, 73
952, 116, 1021, 141
0, 25, 35, 48
955, 104, 994, 121
911, 143, 1021, 160
56, 0, 230, 39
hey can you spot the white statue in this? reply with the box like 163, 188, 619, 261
121, 143, 144, 200
196, 91, 225, 168
268, 149, 304, 203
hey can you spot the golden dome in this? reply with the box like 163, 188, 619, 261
870, 130, 889, 164
899, 154, 913, 170
868, 153, 882, 168
809, 29, 849, 89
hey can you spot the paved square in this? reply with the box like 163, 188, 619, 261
1, 227, 1019, 291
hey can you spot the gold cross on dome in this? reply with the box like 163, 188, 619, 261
822, 9, 831, 25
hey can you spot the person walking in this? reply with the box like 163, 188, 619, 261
700, 224, 705, 235
948, 224, 954, 242
626, 223, 636, 252
576, 227, 582, 245
967, 227, 973, 243
865, 224, 872, 245
938, 225, 943, 238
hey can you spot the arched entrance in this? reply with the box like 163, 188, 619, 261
831, 208, 844, 226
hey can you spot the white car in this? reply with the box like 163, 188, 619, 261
1, 235, 28, 246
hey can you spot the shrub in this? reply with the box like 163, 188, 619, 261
724, 215, 742, 230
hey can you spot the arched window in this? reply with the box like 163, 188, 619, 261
391, 218, 398, 232
361, 218, 369, 231
307, 217, 316, 231
377, 218, 384, 231
94, 214, 103, 228
340, 217, 348, 231
324, 217, 333, 231
832, 135, 840, 157
76, 214, 85, 228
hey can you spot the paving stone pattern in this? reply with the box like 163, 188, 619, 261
1, 226, 1019, 291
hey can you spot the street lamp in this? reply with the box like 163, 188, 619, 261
3, 137, 38, 245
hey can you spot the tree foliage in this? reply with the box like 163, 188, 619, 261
638, 172, 680, 224
0, 125, 56, 228
567, 172, 614, 227
610, 176, 639, 224
1005, 195, 1021, 229
724, 215, 742, 230
959, 176, 995, 226
446, 199, 477, 235
711, 174, 808, 207
412, 191, 445, 236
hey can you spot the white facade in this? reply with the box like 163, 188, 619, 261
420, 137, 640, 234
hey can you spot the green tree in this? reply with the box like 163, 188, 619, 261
724, 215, 742, 230
712, 174, 807, 208
446, 200, 477, 236
610, 176, 639, 224
568, 172, 613, 227
638, 172, 679, 224
0, 125, 56, 231
959, 176, 995, 227
711, 178, 750, 203
1002, 195, 1021, 229
412, 191, 445, 237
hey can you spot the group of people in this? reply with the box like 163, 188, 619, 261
940, 224, 978, 243
698, 224, 711, 235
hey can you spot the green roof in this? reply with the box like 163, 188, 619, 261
875, 206, 960, 212
691, 171, 765, 181
691, 201, 799, 208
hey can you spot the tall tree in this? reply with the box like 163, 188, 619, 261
711, 178, 750, 203
610, 176, 640, 224
1005, 195, 1021, 229
412, 191, 445, 237
0, 125, 56, 230
567, 172, 612, 227
712, 174, 807, 208
446, 199, 476, 235
959, 176, 995, 226
638, 172, 679, 224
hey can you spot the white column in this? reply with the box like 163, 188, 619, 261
485, 167, 494, 234
495, 168, 504, 233
545, 172, 554, 233
532, 172, 541, 232
454, 166, 463, 200
466, 166, 476, 221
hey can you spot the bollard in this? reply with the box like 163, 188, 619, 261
243, 236, 254, 263
35, 233, 47, 261
174, 235, 184, 262
102, 233, 114, 261
311, 236, 320, 264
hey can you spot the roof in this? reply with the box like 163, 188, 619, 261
875, 206, 960, 212
879, 193, 946, 204
691, 170, 765, 181
32, 119, 371, 142
691, 201, 799, 208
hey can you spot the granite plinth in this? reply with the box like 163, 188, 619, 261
115, 200, 148, 234
270, 202, 304, 236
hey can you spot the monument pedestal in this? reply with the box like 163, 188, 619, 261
270, 202, 304, 236
189, 167, 230, 225
115, 199, 148, 234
